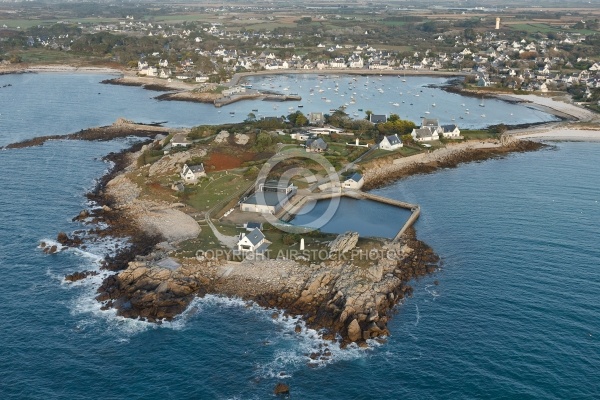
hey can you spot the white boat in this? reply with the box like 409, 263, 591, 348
393, 103, 400, 106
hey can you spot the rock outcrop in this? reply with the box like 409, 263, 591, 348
97, 228, 439, 346
328, 231, 359, 254
274, 383, 290, 395
148, 147, 206, 177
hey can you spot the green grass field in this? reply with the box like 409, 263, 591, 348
16, 49, 84, 64
183, 172, 251, 212
461, 130, 496, 140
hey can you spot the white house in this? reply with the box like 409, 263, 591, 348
411, 128, 439, 142
309, 126, 344, 135
171, 133, 191, 147
290, 132, 312, 141
147, 66, 158, 77
240, 182, 296, 214
222, 86, 246, 96
441, 124, 461, 139
349, 57, 364, 68
236, 228, 269, 253
159, 69, 171, 79
379, 134, 403, 151
180, 163, 206, 184
342, 173, 364, 189
330, 58, 347, 69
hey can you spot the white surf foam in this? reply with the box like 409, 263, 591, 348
180, 295, 383, 379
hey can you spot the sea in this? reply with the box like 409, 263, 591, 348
0, 73, 598, 399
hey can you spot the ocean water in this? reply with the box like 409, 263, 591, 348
0, 74, 598, 399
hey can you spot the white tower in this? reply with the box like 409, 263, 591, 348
495, 17, 501, 30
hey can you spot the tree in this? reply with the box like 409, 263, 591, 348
401, 134, 414, 144
246, 112, 256, 122
254, 132, 274, 152
364, 110, 373, 120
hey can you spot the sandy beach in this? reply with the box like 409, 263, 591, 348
500, 94, 599, 122
514, 128, 600, 142
0, 64, 123, 75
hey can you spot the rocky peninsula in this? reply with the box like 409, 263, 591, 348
18, 113, 571, 348
45, 129, 554, 348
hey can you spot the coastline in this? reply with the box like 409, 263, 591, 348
0, 63, 123, 76
73, 133, 548, 347
5, 64, 595, 126
12, 64, 594, 346
362, 139, 544, 190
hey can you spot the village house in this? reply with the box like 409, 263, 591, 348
180, 163, 206, 184
236, 228, 270, 253
290, 132, 312, 141
411, 127, 439, 142
369, 114, 387, 124
379, 134, 403, 151
171, 133, 191, 147
308, 112, 324, 125
342, 173, 364, 190
306, 137, 328, 152
309, 126, 344, 136
239, 181, 296, 214
222, 86, 246, 96
441, 124, 461, 139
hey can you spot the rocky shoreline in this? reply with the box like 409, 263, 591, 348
362, 139, 545, 190
41, 122, 547, 348
95, 226, 439, 348
3, 118, 168, 150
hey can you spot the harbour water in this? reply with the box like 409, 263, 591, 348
0, 72, 558, 147
0, 73, 598, 399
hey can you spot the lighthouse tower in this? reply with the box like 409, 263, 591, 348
495, 17, 501, 30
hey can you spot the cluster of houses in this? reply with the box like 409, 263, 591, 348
14, 9, 600, 98
129, 24, 600, 96
376, 118, 461, 147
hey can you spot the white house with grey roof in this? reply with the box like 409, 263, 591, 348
306, 137, 328, 153
236, 228, 270, 253
441, 124, 461, 138
379, 134, 403, 151
180, 163, 206, 183
240, 181, 296, 214
342, 173, 364, 189
171, 133, 191, 147
411, 128, 439, 142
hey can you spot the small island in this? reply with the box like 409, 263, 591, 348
25, 109, 555, 350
